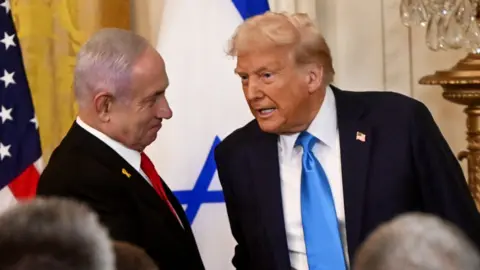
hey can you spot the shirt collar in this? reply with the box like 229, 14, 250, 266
76, 116, 142, 172
278, 85, 338, 159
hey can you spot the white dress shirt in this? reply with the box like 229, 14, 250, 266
75, 117, 151, 185
278, 86, 349, 269
76, 117, 185, 227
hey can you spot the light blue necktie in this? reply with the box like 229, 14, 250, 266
296, 131, 346, 270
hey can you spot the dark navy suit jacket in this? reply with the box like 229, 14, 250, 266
37, 123, 205, 270
214, 86, 480, 269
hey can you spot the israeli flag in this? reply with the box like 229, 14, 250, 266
145, 1, 270, 269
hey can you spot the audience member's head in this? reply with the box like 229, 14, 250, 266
0, 197, 114, 270
113, 241, 158, 270
354, 212, 480, 270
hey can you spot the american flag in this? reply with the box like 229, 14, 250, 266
356, 131, 366, 142
0, 0, 42, 209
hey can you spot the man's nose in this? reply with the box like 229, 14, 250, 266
245, 80, 262, 101
157, 99, 173, 119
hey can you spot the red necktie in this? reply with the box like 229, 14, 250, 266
140, 152, 180, 223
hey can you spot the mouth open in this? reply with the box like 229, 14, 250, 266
257, 108, 277, 118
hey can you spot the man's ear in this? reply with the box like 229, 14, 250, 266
306, 64, 324, 94
93, 91, 114, 122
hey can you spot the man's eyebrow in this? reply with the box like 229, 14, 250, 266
234, 66, 273, 75
254, 67, 270, 74
141, 88, 165, 102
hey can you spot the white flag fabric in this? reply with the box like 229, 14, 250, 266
146, 0, 270, 269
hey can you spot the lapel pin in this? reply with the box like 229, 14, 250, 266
122, 168, 131, 178
356, 131, 366, 142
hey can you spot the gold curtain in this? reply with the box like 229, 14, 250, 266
11, 0, 130, 161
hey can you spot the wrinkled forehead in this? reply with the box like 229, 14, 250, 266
234, 45, 295, 74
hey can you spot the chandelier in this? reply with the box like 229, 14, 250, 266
400, 0, 480, 52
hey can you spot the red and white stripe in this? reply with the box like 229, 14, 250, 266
0, 158, 42, 213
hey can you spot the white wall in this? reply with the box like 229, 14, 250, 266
316, 0, 468, 173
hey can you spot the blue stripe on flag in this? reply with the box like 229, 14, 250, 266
174, 136, 223, 224
172, 1, 270, 225
232, 0, 270, 20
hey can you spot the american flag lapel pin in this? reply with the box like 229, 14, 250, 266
356, 131, 366, 142
122, 168, 131, 178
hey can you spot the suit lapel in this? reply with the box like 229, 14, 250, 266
247, 126, 291, 269
243, 86, 371, 266
127, 169, 187, 232
333, 87, 371, 259
69, 123, 186, 232
163, 181, 193, 231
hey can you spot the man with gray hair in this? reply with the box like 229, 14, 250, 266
353, 212, 480, 270
0, 197, 114, 270
36, 28, 205, 270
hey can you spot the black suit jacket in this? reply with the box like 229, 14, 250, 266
37, 122, 205, 270
214, 86, 480, 269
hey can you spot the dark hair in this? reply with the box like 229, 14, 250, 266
113, 241, 158, 270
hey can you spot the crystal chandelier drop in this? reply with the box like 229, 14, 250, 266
400, 0, 480, 52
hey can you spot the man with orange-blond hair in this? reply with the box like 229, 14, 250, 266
214, 11, 480, 270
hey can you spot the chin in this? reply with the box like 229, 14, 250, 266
141, 133, 158, 148
147, 133, 158, 144
257, 119, 303, 135
257, 119, 282, 134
